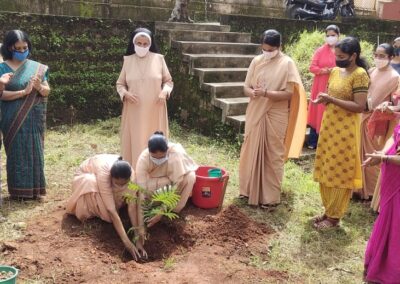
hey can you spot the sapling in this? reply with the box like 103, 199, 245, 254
124, 182, 180, 244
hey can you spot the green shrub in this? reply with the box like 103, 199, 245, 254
285, 30, 375, 95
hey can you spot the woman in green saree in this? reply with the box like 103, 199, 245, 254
0, 30, 50, 199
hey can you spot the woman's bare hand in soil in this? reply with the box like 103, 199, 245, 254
136, 242, 148, 260
125, 242, 142, 261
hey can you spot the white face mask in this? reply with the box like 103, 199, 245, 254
262, 49, 279, 60
150, 155, 168, 166
325, 35, 338, 46
374, 58, 389, 69
135, 45, 150, 57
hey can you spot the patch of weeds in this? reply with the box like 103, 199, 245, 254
162, 257, 176, 271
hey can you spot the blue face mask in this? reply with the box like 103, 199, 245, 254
12, 49, 29, 61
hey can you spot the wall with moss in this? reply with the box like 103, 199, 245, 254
220, 14, 400, 46
1, 11, 399, 136
0, 12, 153, 124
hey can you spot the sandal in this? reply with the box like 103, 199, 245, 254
313, 218, 339, 230
260, 203, 279, 209
311, 214, 327, 224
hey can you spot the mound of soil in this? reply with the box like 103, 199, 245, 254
1, 203, 291, 283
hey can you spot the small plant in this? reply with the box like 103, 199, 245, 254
124, 182, 181, 243
163, 257, 176, 270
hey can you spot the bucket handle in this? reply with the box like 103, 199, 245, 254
218, 175, 229, 211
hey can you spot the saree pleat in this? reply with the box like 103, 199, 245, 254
365, 125, 400, 283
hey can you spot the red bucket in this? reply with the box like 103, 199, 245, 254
192, 166, 229, 209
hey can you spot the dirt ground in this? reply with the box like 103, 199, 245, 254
1, 203, 294, 283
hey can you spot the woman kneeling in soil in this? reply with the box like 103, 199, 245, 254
136, 131, 198, 227
66, 154, 147, 260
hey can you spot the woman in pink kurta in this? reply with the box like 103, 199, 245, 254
363, 124, 400, 283
307, 25, 339, 149
66, 154, 147, 260
116, 28, 173, 168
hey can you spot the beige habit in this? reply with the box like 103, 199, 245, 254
136, 143, 198, 212
116, 52, 173, 168
66, 154, 131, 223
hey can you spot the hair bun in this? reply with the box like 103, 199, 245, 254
117, 156, 123, 161
154, 131, 164, 136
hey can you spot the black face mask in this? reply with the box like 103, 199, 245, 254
336, 58, 351, 68
394, 47, 400, 57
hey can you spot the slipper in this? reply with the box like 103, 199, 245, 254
311, 214, 327, 224
313, 219, 339, 230
260, 203, 279, 209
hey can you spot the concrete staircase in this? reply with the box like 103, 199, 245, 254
156, 21, 257, 134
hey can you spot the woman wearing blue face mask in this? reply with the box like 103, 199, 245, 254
0, 30, 50, 200
391, 37, 400, 74
135, 131, 198, 227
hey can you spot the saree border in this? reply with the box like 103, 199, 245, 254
3, 63, 48, 153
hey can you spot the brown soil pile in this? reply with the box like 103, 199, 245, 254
1, 203, 293, 283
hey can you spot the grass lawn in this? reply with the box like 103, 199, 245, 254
0, 118, 376, 283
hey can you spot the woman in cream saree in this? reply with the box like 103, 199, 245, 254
239, 30, 307, 207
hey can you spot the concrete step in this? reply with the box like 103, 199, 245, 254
172, 41, 260, 55
201, 82, 245, 98
157, 29, 252, 44
193, 68, 248, 83
183, 53, 254, 70
226, 114, 246, 131
213, 97, 249, 120
155, 22, 230, 32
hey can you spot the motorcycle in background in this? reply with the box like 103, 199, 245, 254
285, 0, 356, 20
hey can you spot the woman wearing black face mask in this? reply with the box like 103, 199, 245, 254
391, 37, 400, 74
312, 36, 370, 229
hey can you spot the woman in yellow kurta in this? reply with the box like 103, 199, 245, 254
239, 30, 307, 208
66, 154, 147, 260
116, 28, 173, 168
136, 132, 198, 227
313, 37, 369, 229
